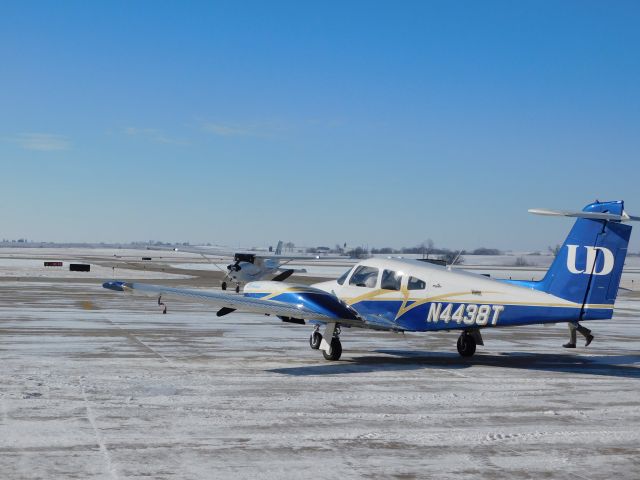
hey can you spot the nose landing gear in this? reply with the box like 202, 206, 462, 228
309, 325, 322, 349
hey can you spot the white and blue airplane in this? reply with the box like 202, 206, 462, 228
104, 200, 638, 361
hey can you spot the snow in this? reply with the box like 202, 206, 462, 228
1, 279, 639, 479
0, 257, 191, 280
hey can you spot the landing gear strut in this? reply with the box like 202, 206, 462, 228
457, 331, 476, 357
158, 295, 167, 314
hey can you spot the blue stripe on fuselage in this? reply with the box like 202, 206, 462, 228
245, 292, 612, 331
349, 299, 611, 332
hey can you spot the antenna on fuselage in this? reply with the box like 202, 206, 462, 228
447, 249, 464, 270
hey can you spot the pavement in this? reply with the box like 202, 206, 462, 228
0, 276, 639, 479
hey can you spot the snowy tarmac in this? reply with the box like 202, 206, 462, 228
1, 273, 639, 478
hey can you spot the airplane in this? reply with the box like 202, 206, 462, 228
104, 200, 638, 361
149, 240, 342, 292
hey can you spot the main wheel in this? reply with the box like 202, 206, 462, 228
309, 331, 322, 350
235, 285, 240, 293
221, 282, 227, 291
457, 333, 476, 357
322, 337, 342, 361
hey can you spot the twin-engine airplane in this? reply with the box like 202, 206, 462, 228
104, 201, 637, 361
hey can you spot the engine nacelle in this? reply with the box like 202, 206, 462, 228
244, 281, 358, 321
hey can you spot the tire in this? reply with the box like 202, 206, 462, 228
322, 337, 342, 361
221, 282, 227, 291
309, 331, 322, 350
235, 285, 240, 293
457, 333, 476, 357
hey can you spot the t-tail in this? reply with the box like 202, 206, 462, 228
517, 200, 638, 320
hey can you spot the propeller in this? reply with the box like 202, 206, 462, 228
227, 260, 242, 272
216, 307, 236, 317
272, 269, 294, 282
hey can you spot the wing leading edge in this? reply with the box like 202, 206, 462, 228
102, 281, 377, 329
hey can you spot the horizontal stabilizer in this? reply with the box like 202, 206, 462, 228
528, 208, 640, 222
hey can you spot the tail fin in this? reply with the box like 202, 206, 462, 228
275, 240, 283, 256
534, 201, 633, 316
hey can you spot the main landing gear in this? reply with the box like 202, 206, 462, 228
457, 329, 483, 357
221, 282, 241, 293
310, 323, 342, 361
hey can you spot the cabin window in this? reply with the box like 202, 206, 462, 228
408, 276, 426, 290
336, 267, 353, 285
381, 269, 402, 291
349, 266, 379, 288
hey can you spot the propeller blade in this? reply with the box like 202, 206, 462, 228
216, 307, 236, 317
272, 269, 294, 282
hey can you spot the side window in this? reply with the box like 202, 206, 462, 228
349, 266, 379, 288
336, 267, 353, 285
381, 269, 402, 291
408, 276, 426, 290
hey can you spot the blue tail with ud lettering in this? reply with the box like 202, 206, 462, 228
510, 201, 632, 317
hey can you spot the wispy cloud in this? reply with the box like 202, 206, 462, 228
202, 123, 251, 137
202, 121, 287, 139
5, 133, 71, 151
124, 127, 189, 145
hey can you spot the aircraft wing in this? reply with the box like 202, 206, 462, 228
145, 245, 346, 261
146, 245, 234, 257
102, 281, 381, 329
257, 254, 347, 261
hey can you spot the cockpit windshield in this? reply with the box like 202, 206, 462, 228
349, 265, 379, 288
336, 267, 353, 285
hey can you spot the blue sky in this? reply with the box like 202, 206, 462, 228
1, 1, 639, 251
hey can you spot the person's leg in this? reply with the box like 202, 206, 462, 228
576, 323, 591, 338
576, 323, 594, 346
564, 323, 577, 347
569, 323, 577, 344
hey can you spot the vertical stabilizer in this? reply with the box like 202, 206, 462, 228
536, 201, 632, 318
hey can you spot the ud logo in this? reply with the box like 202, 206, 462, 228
566, 245, 614, 275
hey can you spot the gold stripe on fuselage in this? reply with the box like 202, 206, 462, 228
341, 289, 614, 320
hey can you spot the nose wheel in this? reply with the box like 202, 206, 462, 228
309, 326, 322, 349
